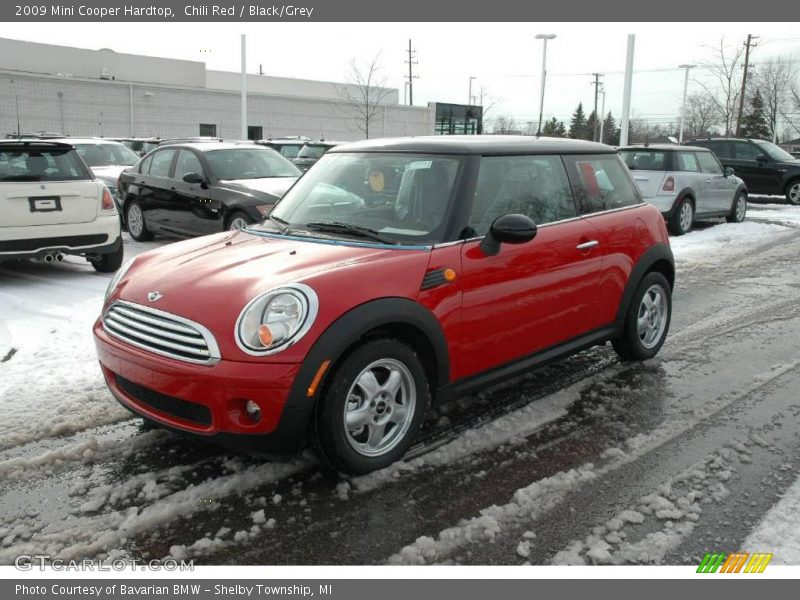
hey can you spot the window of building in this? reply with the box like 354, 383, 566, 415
199, 123, 217, 137
247, 126, 263, 141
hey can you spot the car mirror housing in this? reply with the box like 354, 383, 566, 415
724, 167, 735, 177
480, 213, 538, 256
183, 172, 205, 185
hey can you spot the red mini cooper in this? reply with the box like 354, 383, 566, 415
95, 136, 674, 474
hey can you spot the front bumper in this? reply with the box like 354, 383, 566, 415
94, 320, 312, 456
0, 213, 121, 261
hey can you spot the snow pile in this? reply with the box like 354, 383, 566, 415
743, 473, 800, 564
669, 221, 792, 268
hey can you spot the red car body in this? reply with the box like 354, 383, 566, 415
94, 136, 674, 461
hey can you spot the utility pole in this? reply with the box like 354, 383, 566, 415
598, 86, 606, 143
591, 73, 604, 141
468, 76, 476, 106
736, 34, 758, 136
678, 64, 696, 143
405, 39, 418, 106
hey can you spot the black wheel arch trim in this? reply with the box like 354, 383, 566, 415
615, 243, 675, 324
668, 188, 695, 216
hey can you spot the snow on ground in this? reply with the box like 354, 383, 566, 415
742, 473, 800, 564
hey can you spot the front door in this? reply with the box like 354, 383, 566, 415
696, 151, 733, 212
170, 149, 220, 236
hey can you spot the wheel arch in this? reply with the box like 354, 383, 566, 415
615, 243, 675, 324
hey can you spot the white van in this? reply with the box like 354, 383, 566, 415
0, 140, 123, 272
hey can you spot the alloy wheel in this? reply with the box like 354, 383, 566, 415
789, 182, 800, 205
679, 201, 693, 233
229, 217, 249, 231
127, 204, 144, 237
637, 284, 668, 349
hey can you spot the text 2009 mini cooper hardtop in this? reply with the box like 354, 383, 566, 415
95, 136, 674, 474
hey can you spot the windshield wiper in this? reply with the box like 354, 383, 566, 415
256, 214, 289, 234
305, 221, 398, 245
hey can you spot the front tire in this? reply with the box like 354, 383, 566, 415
612, 271, 672, 361
668, 197, 693, 236
727, 191, 747, 223
312, 338, 429, 474
226, 210, 254, 231
125, 200, 154, 241
786, 181, 800, 206
91, 242, 124, 273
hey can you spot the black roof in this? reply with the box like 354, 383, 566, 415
329, 135, 615, 156
619, 144, 710, 152
685, 137, 768, 144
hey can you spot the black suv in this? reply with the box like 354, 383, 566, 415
686, 138, 800, 205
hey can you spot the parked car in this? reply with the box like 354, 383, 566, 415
791, 151, 800, 159
110, 137, 161, 157
96, 136, 674, 474
117, 142, 301, 240
686, 137, 800, 205
52, 138, 141, 213
292, 141, 340, 172
158, 137, 223, 147
0, 140, 123, 272
6, 131, 65, 139
256, 137, 310, 159
619, 144, 747, 235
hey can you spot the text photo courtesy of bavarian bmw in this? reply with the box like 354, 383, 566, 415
94, 136, 675, 474
0, 140, 124, 272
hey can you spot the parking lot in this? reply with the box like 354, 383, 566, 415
1, 200, 799, 565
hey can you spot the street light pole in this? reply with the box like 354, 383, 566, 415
535, 34, 556, 136
678, 64, 696, 143
468, 76, 476, 106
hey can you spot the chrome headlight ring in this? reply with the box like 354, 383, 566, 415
104, 257, 135, 303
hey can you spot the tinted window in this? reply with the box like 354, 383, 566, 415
139, 154, 153, 174
205, 148, 300, 180
753, 140, 795, 161
706, 141, 731, 158
566, 155, 641, 214
676, 152, 701, 172
74, 143, 139, 167
149, 149, 176, 177
619, 150, 669, 171
0, 147, 89, 182
696, 152, 723, 175
470, 155, 576, 235
297, 145, 329, 160
277, 145, 304, 159
733, 141, 760, 161
175, 150, 204, 179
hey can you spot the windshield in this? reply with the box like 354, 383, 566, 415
74, 143, 139, 167
205, 148, 301, 180
263, 152, 463, 246
619, 149, 669, 171
0, 147, 90, 182
297, 145, 330, 160
753, 140, 797, 161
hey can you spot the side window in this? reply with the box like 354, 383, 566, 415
175, 150, 204, 180
707, 141, 731, 158
139, 154, 153, 174
564, 155, 641, 215
148, 149, 176, 177
733, 141, 759, 161
676, 152, 701, 172
696, 152, 723, 175
469, 155, 576, 236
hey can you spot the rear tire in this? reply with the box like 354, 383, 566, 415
91, 242, 124, 273
612, 271, 672, 361
125, 200, 154, 241
726, 191, 747, 223
312, 338, 429, 474
786, 180, 800, 206
668, 197, 693, 236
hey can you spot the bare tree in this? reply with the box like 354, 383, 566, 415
698, 38, 746, 135
475, 85, 498, 132
684, 91, 720, 138
491, 115, 519, 134
336, 55, 394, 139
752, 55, 799, 142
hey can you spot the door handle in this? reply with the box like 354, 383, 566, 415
705, 178, 712, 183
576, 240, 600, 250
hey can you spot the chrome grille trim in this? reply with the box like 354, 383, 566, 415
103, 301, 221, 365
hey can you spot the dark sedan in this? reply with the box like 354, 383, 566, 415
117, 143, 300, 241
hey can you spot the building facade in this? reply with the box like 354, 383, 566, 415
0, 37, 435, 141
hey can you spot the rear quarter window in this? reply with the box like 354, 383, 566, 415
564, 154, 642, 215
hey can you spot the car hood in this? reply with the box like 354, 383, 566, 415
216, 177, 297, 200
91, 165, 129, 182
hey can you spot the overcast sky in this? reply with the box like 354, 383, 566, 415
8, 22, 800, 127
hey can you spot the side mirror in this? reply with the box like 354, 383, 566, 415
480, 213, 537, 257
183, 172, 205, 185
724, 167, 735, 177
756, 154, 769, 163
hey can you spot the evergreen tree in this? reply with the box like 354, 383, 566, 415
586, 110, 599, 141
568, 103, 589, 140
542, 117, 567, 138
741, 89, 771, 139
602, 112, 620, 145
554, 120, 567, 138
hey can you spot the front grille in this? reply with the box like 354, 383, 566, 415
103, 301, 220, 365
116, 375, 212, 426
0, 234, 108, 252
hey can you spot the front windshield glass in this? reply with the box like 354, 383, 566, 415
297, 145, 329, 160
263, 152, 463, 246
75, 143, 139, 167
205, 148, 301, 180
753, 140, 796, 161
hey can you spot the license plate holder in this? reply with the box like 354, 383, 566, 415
28, 196, 62, 212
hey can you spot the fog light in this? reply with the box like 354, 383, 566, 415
245, 400, 261, 423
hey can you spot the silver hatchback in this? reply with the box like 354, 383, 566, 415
619, 145, 748, 235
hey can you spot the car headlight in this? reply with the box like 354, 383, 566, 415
235, 283, 318, 355
105, 257, 135, 303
